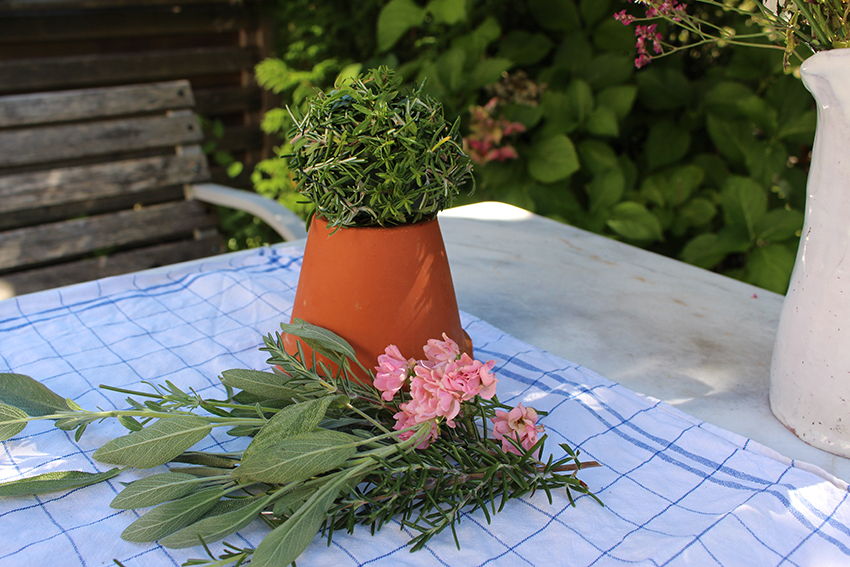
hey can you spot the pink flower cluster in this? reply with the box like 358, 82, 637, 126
490, 404, 544, 456
614, 1, 686, 68
374, 335, 497, 449
463, 97, 526, 165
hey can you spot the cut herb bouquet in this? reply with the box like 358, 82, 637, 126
0, 320, 600, 566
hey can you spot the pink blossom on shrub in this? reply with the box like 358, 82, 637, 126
490, 403, 545, 455
463, 97, 525, 165
614, 1, 687, 68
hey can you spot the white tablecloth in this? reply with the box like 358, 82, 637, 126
1, 245, 849, 566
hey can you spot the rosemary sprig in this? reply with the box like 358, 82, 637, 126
0, 321, 601, 566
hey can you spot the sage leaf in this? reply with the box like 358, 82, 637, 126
0, 373, 70, 416
220, 369, 299, 400
120, 487, 225, 542
170, 451, 239, 469
118, 415, 143, 432
110, 472, 207, 510
282, 319, 358, 361
93, 416, 211, 469
0, 468, 120, 496
0, 404, 28, 440
233, 430, 357, 484
272, 485, 318, 518
241, 396, 339, 461
250, 473, 350, 567
159, 495, 267, 549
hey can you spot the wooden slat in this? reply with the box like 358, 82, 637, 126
0, 235, 225, 296
0, 186, 186, 232
0, 4, 249, 43
0, 81, 194, 127
194, 86, 262, 115
0, 0, 241, 12
0, 153, 209, 215
0, 200, 218, 271
204, 124, 264, 153
0, 47, 257, 94
0, 112, 203, 168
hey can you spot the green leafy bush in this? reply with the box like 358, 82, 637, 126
255, 0, 815, 293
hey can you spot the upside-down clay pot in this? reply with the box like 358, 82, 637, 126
283, 216, 472, 384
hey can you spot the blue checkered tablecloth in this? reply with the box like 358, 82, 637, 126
2, 244, 849, 567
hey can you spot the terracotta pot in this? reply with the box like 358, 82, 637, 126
283, 216, 472, 384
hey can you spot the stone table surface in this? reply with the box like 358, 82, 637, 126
437, 201, 850, 484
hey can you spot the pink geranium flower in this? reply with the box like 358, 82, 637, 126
373, 344, 414, 402
377, 334, 500, 449
490, 404, 545, 455
422, 333, 461, 365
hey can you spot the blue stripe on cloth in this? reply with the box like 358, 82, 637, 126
2, 245, 850, 566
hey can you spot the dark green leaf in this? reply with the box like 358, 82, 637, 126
580, 0, 611, 27
637, 67, 691, 111
721, 176, 767, 239
0, 468, 120, 496
586, 168, 625, 212
469, 58, 513, 90
639, 165, 705, 208
93, 416, 212, 469
528, 135, 580, 183
586, 106, 618, 137
577, 140, 618, 175
0, 373, 71, 416
579, 54, 633, 89
645, 121, 690, 171
743, 139, 788, 188
776, 110, 816, 144
377, 0, 426, 52
607, 202, 664, 242
706, 114, 752, 165
597, 85, 637, 121
498, 31, 553, 65
528, 0, 580, 31
747, 244, 796, 294
672, 198, 718, 235
426, 0, 466, 24
540, 90, 581, 136
680, 229, 752, 268
755, 208, 804, 243
436, 47, 466, 92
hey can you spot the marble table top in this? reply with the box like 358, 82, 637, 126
436, 201, 850, 484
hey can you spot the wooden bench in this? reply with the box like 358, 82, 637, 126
0, 80, 305, 298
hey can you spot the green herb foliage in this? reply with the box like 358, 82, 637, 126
288, 66, 474, 228
0, 321, 600, 567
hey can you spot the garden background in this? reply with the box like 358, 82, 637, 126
235, 0, 814, 295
